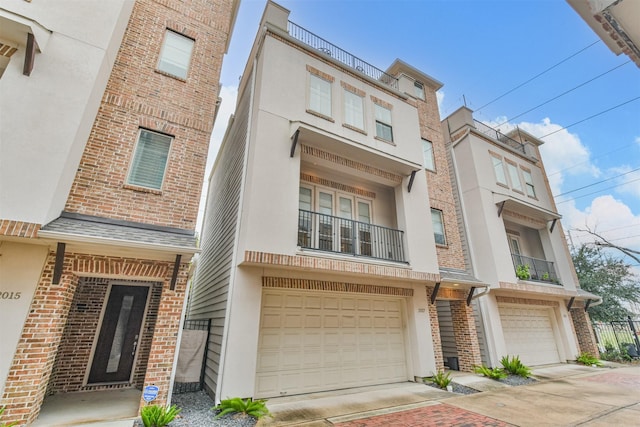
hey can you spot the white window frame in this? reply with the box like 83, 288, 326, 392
157, 30, 194, 80
431, 208, 446, 246
309, 74, 332, 117
506, 160, 523, 192
422, 139, 435, 171
491, 153, 508, 186
126, 129, 172, 190
521, 168, 536, 198
374, 103, 393, 142
343, 89, 364, 130
414, 81, 425, 100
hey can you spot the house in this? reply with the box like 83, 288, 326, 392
566, 0, 640, 67
441, 107, 600, 367
189, 0, 599, 403
0, 0, 239, 424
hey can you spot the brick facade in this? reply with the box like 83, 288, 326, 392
426, 287, 445, 372
570, 308, 600, 358
450, 300, 482, 371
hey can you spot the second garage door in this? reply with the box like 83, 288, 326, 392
499, 305, 561, 366
255, 290, 408, 397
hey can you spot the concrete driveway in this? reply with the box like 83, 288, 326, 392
258, 363, 640, 426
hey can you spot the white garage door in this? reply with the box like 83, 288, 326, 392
499, 305, 561, 366
255, 290, 408, 397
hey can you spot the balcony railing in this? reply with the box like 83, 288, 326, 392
298, 209, 406, 262
511, 254, 560, 285
473, 120, 526, 154
288, 21, 400, 91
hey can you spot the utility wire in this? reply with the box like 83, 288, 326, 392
556, 176, 640, 204
539, 96, 640, 139
475, 40, 601, 112
547, 142, 637, 177
553, 166, 640, 197
496, 60, 631, 126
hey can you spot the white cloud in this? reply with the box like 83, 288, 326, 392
609, 164, 640, 200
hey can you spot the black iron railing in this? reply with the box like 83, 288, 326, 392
288, 21, 399, 91
474, 120, 526, 154
298, 209, 406, 262
511, 253, 560, 285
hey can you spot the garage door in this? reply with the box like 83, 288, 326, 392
255, 290, 408, 397
498, 305, 561, 366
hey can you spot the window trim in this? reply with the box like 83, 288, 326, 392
422, 139, 436, 172
506, 159, 523, 193
430, 208, 447, 246
126, 128, 173, 191
308, 73, 333, 119
343, 88, 365, 131
413, 80, 425, 100
374, 103, 393, 143
521, 167, 536, 199
156, 29, 195, 80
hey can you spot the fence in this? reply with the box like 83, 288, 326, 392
592, 317, 640, 356
173, 319, 211, 394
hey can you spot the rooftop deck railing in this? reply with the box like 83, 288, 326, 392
288, 21, 399, 91
474, 120, 526, 154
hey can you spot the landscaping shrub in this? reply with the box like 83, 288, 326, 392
214, 397, 270, 419
500, 355, 532, 378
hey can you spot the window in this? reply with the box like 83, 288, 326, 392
374, 104, 393, 142
344, 89, 364, 129
127, 129, 172, 190
506, 161, 523, 192
422, 139, 435, 171
491, 154, 508, 186
522, 169, 536, 198
431, 208, 446, 246
309, 74, 332, 117
414, 81, 425, 100
157, 30, 194, 79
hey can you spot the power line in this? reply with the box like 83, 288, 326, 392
553, 166, 640, 197
539, 96, 640, 139
556, 176, 640, 204
547, 142, 637, 177
496, 60, 631, 126
475, 40, 601, 112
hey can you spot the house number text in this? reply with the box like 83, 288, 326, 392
0, 292, 22, 300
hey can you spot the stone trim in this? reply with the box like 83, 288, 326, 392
300, 145, 403, 184
496, 296, 559, 307
370, 95, 393, 110
300, 173, 376, 198
305, 109, 335, 122
306, 64, 335, 82
0, 220, 40, 238
73, 256, 170, 279
263, 277, 413, 296
502, 209, 546, 227
340, 81, 365, 97
244, 251, 440, 282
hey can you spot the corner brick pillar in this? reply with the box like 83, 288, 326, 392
450, 300, 482, 372
139, 263, 189, 410
570, 308, 600, 358
426, 287, 444, 372
0, 252, 77, 426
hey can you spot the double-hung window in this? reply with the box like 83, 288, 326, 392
157, 30, 194, 79
491, 154, 508, 186
522, 169, 536, 198
431, 208, 446, 246
422, 139, 435, 171
374, 104, 393, 142
414, 81, 425, 100
127, 129, 172, 190
506, 161, 523, 192
309, 74, 332, 117
344, 89, 364, 130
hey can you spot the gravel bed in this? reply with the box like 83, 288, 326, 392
425, 381, 480, 395
134, 391, 257, 427
497, 374, 538, 386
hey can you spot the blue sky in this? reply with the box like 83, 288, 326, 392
203, 0, 640, 265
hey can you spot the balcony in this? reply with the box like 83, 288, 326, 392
298, 210, 406, 262
473, 120, 526, 154
287, 21, 399, 91
511, 254, 560, 285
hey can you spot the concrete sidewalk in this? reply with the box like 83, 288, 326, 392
258, 363, 640, 426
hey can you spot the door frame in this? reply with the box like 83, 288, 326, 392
83, 281, 152, 386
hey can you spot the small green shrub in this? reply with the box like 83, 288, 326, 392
426, 370, 452, 389
541, 272, 550, 281
474, 365, 508, 380
214, 397, 270, 419
500, 355, 532, 378
140, 404, 181, 427
0, 407, 17, 427
576, 352, 602, 367
515, 264, 530, 280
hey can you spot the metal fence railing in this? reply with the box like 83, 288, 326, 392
173, 319, 211, 394
592, 317, 640, 356
473, 120, 526, 154
511, 253, 560, 285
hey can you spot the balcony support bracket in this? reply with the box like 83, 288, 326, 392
430, 282, 441, 305
52, 242, 66, 285
408, 170, 418, 193
584, 299, 592, 312
290, 129, 300, 158
497, 201, 506, 217
550, 218, 557, 233
466, 286, 476, 306
567, 296, 575, 311
170, 254, 182, 290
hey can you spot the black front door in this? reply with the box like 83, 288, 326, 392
88, 284, 149, 384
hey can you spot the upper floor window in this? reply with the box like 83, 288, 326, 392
309, 74, 332, 117
506, 161, 523, 192
491, 154, 508, 186
157, 30, 194, 80
374, 104, 393, 142
414, 81, 425, 100
344, 89, 364, 130
422, 139, 435, 171
522, 168, 536, 198
127, 129, 172, 190
431, 208, 446, 246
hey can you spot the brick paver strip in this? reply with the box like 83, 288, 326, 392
580, 372, 640, 388
334, 403, 514, 427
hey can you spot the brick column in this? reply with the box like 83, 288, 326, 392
426, 287, 444, 372
570, 308, 600, 358
450, 300, 482, 372
0, 252, 77, 426
139, 263, 189, 409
